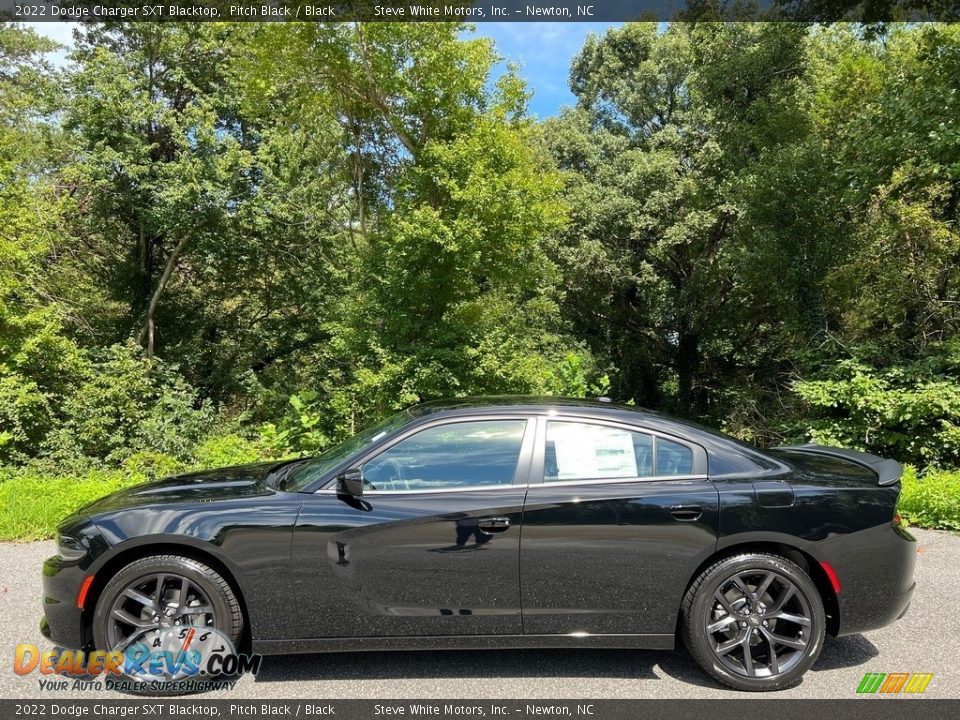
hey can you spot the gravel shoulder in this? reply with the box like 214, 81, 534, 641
1, 528, 956, 699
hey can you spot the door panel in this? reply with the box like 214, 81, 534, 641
520, 481, 719, 635
519, 417, 719, 636
290, 416, 533, 638
292, 489, 526, 637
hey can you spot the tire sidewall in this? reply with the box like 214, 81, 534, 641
685, 554, 826, 692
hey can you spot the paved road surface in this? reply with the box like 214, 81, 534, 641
1, 529, 955, 699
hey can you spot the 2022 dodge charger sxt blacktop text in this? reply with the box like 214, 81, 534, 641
41, 397, 917, 691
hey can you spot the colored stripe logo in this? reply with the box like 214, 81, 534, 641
857, 672, 933, 695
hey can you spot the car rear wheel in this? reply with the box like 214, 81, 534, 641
681, 553, 825, 691
92, 555, 244, 694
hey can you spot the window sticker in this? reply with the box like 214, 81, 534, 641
549, 423, 638, 479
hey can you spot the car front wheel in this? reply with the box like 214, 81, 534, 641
92, 554, 244, 694
681, 552, 826, 691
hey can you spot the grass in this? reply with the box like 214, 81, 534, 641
0, 469, 144, 541
0, 463, 958, 542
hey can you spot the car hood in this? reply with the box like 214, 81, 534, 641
79, 461, 283, 514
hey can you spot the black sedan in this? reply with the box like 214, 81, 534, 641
42, 397, 917, 691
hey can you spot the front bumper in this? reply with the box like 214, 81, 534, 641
41, 553, 89, 650
40, 514, 110, 650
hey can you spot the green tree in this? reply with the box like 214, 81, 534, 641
0, 23, 80, 461
251, 23, 597, 435
545, 24, 804, 416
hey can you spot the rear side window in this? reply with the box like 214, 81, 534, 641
656, 438, 694, 475
544, 421, 696, 481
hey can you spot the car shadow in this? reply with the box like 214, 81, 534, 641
655, 635, 880, 690
809, 634, 880, 671
252, 648, 664, 683
251, 634, 879, 688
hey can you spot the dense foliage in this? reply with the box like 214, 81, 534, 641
1, 21, 958, 533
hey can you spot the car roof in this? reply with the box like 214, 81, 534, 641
407, 395, 654, 422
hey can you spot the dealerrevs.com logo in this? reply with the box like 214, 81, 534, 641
856, 672, 934, 695
15, 627, 261, 693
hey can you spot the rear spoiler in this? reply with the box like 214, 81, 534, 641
776, 444, 903, 486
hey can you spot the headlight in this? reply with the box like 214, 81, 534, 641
57, 534, 87, 562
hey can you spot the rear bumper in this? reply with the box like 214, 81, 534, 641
820, 523, 917, 636
41, 554, 88, 650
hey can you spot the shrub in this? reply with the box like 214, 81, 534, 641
41, 342, 216, 465
121, 451, 183, 480
791, 350, 960, 468
256, 391, 331, 457
192, 434, 266, 468
0, 306, 92, 464
899, 465, 960, 531
0, 375, 51, 464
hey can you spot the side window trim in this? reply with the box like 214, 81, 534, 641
528, 414, 708, 486
317, 414, 535, 494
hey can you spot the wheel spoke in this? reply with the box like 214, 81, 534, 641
177, 576, 190, 612
740, 634, 755, 676
112, 607, 152, 628
755, 572, 775, 600
762, 628, 806, 651
152, 574, 166, 607
770, 611, 811, 627
765, 633, 781, 675
707, 615, 739, 634
731, 576, 753, 600
714, 591, 735, 614
768, 585, 795, 614
115, 628, 150, 651
122, 587, 155, 610
716, 636, 742, 656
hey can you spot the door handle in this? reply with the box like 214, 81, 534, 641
670, 505, 702, 522
478, 517, 511, 531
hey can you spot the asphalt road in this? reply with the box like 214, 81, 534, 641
1, 529, 956, 699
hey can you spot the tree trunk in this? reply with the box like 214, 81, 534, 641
676, 331, 700, 416
138, 235, 189, 357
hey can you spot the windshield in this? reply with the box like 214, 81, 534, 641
283, 409, 414, 491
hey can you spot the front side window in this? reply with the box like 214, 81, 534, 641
285, 408, 414, 491
544, 421, 693, 481
361, 419, 527, 491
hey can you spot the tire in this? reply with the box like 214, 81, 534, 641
92, 554, 244, 695
681, 552, 825, 691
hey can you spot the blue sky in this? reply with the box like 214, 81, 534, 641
27, 22, 619, 118
469, 23, 618, 117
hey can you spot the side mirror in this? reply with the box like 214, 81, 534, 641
337, 468, 364, 497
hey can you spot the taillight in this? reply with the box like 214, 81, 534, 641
819, 561, 841, 594
893, 511, 903, 527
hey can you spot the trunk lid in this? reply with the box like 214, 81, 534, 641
773, 444, 903, 486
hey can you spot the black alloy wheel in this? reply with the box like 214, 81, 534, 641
681, 553, 826, 691
92, 555, 244, 692
105, 572, 217, 655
